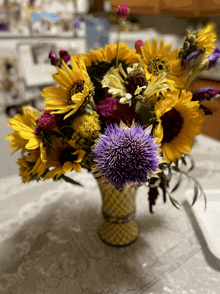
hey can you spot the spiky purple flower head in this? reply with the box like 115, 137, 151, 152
92, 123, 161, 190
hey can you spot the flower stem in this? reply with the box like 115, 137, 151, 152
116, 21, 122, 68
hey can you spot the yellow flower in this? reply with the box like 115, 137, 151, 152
70, 112, 101, 151
153, 90, 204, 164
140, 39, 184, 90
196, 23, 217, 57
43, 137, 86, 180
41, 56, 94, 119
102, 63, 168, 104
6, 106, 46, 163
17, 150, 47, 183
71, 43, 139, 67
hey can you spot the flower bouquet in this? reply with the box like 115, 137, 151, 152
7, 4, 220, 246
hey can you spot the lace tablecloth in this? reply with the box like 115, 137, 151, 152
0, 134, 220, 294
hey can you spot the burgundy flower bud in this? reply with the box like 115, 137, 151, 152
59, 50, 70, 63
207, 48, 220, 69
49, 50, 58, 66
135, 40, 144, 54
116, 4, 130, 20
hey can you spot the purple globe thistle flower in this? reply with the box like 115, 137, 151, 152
116, 4, 130, 20
49, 50, 58, 66
135, 40, 144, 54
207, 48, 220, 69
92, 122, 161, 190
59, 50, 70, 63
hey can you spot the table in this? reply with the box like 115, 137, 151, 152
0, 134, 220, 294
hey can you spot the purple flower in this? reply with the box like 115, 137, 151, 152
135, 40, 144, 54
59, 50, 70, 63
181, 48, 205, 73
92, 123, 160, 190
74, 20, 80, 29
207, 48, 220, 69
49, 50, 58, 66
116, 4, 130, 20
192, 87, 220, 102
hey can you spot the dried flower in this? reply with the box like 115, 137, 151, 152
59, 50, 70, 63
35, 110, 57, 132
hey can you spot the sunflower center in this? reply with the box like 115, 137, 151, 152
161, 108, 184, 143
59, 148, 77, 164
124, 69, 148, 96
148, 57, 170, 76
67, 80, 85, 103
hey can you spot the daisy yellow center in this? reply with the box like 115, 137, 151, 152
124, 69, 148, 95
59, 148, 77, 164
161, 108, 184, 143
148, 57, 170, 76
66, 80, 85, 103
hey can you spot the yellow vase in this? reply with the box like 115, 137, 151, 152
97, 180, 139, 246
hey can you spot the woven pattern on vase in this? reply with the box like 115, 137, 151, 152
98, 181, 139, 246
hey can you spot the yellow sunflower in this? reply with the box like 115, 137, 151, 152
102, 63, 168, 104
196, 23, 217, 57
41, 56, 94, 119
18, 149, 47, 183
71, 43, 139, 67
6, 106, 46, 163
153, 90, 204, 164
43, 137, 86, 180
140, 39, 184, 90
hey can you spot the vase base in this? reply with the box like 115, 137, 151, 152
98, 220, 139, 246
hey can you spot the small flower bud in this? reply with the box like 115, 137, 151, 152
49, 51, 58, 66
207, 48, 220, 69
59, 50, 70, 64
116, 4, 130, 20
135, 40, 144, 54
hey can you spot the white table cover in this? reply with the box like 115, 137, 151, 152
0, 134, 220, 294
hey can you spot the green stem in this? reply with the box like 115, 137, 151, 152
116, 21, 122, 68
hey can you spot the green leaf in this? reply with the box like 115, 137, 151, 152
191, 183, 199, 206
169, 195, 181, 209
171, 173, 182, 193
181, 155, 187, 165
60, 174, 83, 187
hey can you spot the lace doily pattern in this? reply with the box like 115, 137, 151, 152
0, 135, 220, 293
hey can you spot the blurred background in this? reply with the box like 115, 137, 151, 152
1, 0, 220, 178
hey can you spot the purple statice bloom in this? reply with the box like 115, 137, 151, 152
49, 50, 58, 66
207, 48, 220, 69
192, 87, 220, 102
116, 4, 130, 20
92, 123, 160, 190
181, 48, 205, 73
59, 50, 70, 63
